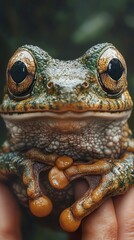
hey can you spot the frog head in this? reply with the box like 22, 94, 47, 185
0, 43, 132, 115
0, 43, 133, 156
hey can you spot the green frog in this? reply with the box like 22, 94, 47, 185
0, 43, 133, 232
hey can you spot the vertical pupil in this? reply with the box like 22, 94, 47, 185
10, 61, 28, 84
107, 58, 124, 81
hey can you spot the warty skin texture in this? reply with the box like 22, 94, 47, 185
3, 113, 130, 160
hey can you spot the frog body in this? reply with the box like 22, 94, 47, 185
0, 43, 133, 232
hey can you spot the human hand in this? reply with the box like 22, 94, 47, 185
0, 182, 133, 240
0, 183, 21, 240
72, 181, 134, 240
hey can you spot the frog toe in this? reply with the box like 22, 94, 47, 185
60, 207, 81, 232
49, 166, 69, 189
29, 195, 53, 217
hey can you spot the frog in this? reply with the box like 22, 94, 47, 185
0, 43, 133, 232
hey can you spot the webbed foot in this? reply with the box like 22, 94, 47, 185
22, 147, 57, 217
22, 161, 53, 217
49, 153, 134, 232
49, 158, 112, 189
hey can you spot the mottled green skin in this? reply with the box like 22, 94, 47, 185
0, 43, 132, 113
0, 43, 133, 231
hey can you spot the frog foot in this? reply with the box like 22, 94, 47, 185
49, 159, 112, 189
22, 161, 53, 217
59, 154, 134, 232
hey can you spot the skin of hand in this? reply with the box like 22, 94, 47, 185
0, 183, 22, 240
72, 180, 134, 240
0, 181, 133, 240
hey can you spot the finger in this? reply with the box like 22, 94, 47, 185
74, 180, 118, 240
0, 183, 22, 240
69, 179, 88, 240
81, 198, 117, 240
114, 187, 134, 240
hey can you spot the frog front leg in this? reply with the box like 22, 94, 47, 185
0, 148, 57, 217
49, 153, 134, 232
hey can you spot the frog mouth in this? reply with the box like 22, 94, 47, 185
1, 109, 132, 121
1, 110, 131, 133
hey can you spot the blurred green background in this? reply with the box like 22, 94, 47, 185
0, 0, 134, 239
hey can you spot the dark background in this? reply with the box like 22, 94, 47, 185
0, 0, 134, 239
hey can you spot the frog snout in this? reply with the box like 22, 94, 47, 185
47, 78, 89, 94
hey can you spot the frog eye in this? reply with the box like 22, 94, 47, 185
107, 58, 124, 81
98, 47, 127, 96
7, 49, 36, 98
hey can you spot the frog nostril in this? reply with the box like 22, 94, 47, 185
47, 81, 54, 89
47, 80, 89, 94
82, 81, 89, 89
